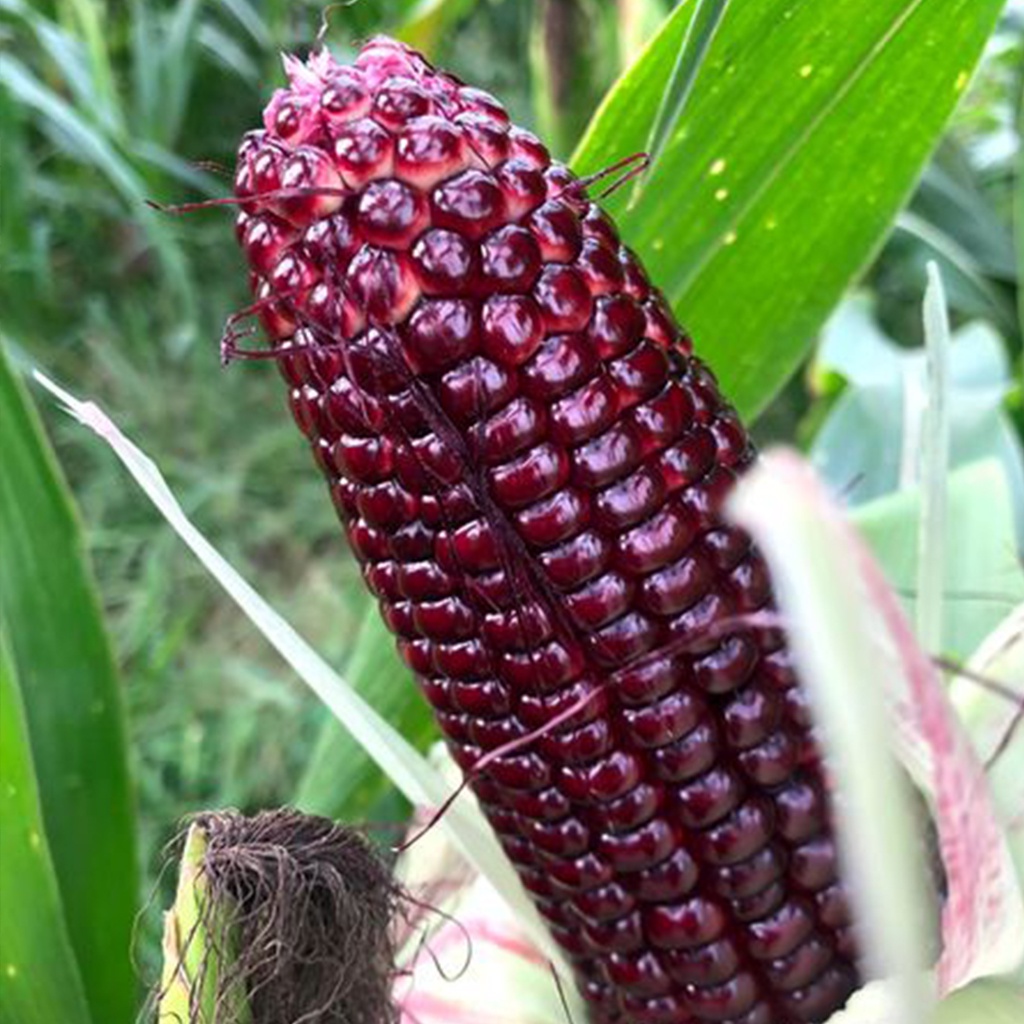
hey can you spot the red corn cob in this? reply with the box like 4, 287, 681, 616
230, 37, 860, 1024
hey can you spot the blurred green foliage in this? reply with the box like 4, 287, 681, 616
0, 0, 1021, 1012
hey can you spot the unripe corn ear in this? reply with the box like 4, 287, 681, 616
158, 824, 250, 1024
156, 810, 400, 1024
231, 37, 862, 1024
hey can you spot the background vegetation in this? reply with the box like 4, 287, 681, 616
0, 1, 1021, 1021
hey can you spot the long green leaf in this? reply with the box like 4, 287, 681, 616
162, 0, 204, 148
218, 0, 273, 50
0, 632, 93, 1024
63, 0, 122, 134
0, 349, 137, 1024
573, 0, 1003, 417
0, 0, 120, 138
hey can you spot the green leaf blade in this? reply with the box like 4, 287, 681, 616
0, 634, 93, 1024
573, 0, 1004, 418
0, 349, 138, 1024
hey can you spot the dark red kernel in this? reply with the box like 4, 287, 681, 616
535, 264, 595, 332
646, 896, 727, 950
431, 169, 506, 238
480, 225, 543, 292
481, 294, 546, 367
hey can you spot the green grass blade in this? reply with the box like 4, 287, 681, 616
0, 55, 194, 310
197, 22, 261, 85
0, 632, 93, 1024
162, 0, 204, 148
218, 0, 273, 50
0, 0, 120, 138
0, 56, 142, 196
917, 263, 952, 654
128, 0, 158, 140
63, 0, 123, 135
629, 0, 730, 208
573, 0, 1004, 418
0, 349, 137, 1024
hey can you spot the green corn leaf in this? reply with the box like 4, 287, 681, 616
0, 631, 93, 1024
573, 0, 1003, 418
0, 348, 137, 1024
